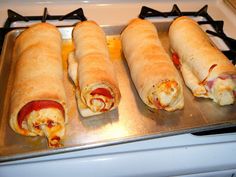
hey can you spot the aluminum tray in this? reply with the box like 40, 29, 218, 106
0, 22, 236, 162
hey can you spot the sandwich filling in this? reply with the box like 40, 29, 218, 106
17, 100, 65, 147
81, 84, 115, 112
172, 52, 236, 105
205, 75, 236, 105
148, 80, 182, 111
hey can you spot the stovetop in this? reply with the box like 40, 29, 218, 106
0, 2, 235, 138
0, 1, 236, 176
1, 4, 236, 63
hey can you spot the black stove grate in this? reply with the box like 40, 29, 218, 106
139, 5, 236, 135
4, 7, 87, 28
0, 5, 235, 64
139, 4, 236, 64
0, 7, 87, 52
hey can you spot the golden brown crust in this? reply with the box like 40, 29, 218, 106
13, 23, 62, 61
169, 16, 236, 81
121, 18, 184, 111
73, 21, 109, 59
78, 53, 121, 105
10, 23, 67, 137
72, 20, 121, 114
169, 16, 236, 105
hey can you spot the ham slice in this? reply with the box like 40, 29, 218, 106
169, 16, 236, 105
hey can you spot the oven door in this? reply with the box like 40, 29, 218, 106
1, 133, 236, 177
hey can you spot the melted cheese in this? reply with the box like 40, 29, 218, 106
75, 90, 109, 117
62, 39, 74, 70
67, 52, 115, 115
148, 80, 182, 111
68, 52, 78, 86
180, 62, 235, 105
106, 35, 122, 61
210, 78, 235, 105
25, 108, 65, 146
82, 84, 114, 112
157, 81, 178, 106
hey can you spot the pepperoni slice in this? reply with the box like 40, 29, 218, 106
17, 100, 64, 129
172, 52, 181, 69
90, 88, 113, 99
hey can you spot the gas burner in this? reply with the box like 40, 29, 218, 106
0, 7, 87, 52
4, 7, 86, 28
138, 4, 236, 64
0, 4, 235, 64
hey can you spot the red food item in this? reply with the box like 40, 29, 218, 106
218, 74, 236, 80
33, 123, 40, 130
153, 99, 166, 110
200, 64, 218, 85
207, 74, 229, 89
90, 88, 113, 99
49, 136, 61, 147
47, 120, 54, 128
100, 108, 108, 112
101, 102, 115, 112
172, 52, 181, 69
206, 80, 215, 90
51, 136, 60, 142
218, 75, 230, 80
17, 100, 64, 129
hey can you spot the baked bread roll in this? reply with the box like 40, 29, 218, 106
169, 16, 236, 105
10, 23, 67, 148
121, 18, 184, 111
68, 20, 121, 117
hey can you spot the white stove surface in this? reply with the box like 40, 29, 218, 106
0, 1, 236, 177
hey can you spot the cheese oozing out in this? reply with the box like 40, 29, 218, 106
23, 108, 65, 147
208, 77, 236, 105
82, 84, 115, 112
148, 80, 181, 110
68, 52, 116, 114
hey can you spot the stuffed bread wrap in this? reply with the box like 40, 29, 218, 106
10, 23, 67, 148
169, 16, 236, 105
68, 20, 121, 117
121, 18, 184, 111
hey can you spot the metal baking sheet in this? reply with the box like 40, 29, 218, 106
0, 21, 236, 162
